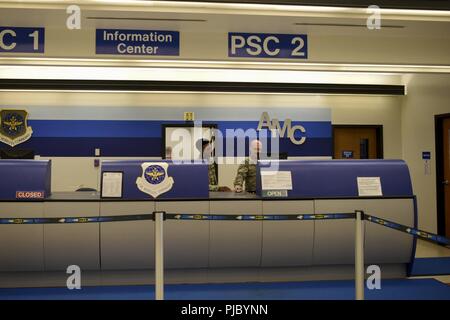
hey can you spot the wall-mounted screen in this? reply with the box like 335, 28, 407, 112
163, 124, 217, 161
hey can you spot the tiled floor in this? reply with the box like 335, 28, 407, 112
0, 279, 449, 300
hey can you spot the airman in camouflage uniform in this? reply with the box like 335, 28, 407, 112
209, 163, 219, 192
234, 139, 262, 193
233, 159, 257, 192
196, 138, 220, 192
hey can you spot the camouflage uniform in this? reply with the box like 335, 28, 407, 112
208, 163, 219, 191
233, 159, 257, 192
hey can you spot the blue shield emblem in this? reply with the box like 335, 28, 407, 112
0, 109, 33, 147
144, 165, 166, 185
136, 162, 174, 198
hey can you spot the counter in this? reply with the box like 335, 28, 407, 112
0, 159, 416, 282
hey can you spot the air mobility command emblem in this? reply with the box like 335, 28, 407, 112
136, 162, 174, 198
0, 109, 33, 147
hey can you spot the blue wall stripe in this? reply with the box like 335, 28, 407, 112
18, 138, 161, 157
27, 120, 331, 138
13, 137, 331, 157
0, 119, 333, 157
217, 121, 331, 138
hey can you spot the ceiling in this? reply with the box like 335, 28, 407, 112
0, 0, 449, 38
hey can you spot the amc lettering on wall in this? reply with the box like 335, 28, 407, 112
96, 29, 179, 56
258, 112, 306, 145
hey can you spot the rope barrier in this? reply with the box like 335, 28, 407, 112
0, 214, 154, 224
164, 212, 356, 221
1, 211, 448, 247
364, 213, 450, 246
0, 212, 355, 224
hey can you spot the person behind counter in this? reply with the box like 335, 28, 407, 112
165, 146, 173, 160
234, 139, 262, 193
196, 139, 231, 192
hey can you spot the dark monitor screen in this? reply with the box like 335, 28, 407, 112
263, 152, 288, 160
279, 152, 288, 160
0, 149, 35, 159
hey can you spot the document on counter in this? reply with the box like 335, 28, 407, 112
357, 177, 383, 196
101, 172, 123, 198
261, 171, 293, 190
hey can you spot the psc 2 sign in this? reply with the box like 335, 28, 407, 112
229, 33, 307, 59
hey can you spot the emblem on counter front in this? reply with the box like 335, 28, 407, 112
0, 109, 33, 147
136, 162, 174, 198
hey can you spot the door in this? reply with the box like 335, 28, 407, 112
333, 126, 382, 159
444, 118, 450, 237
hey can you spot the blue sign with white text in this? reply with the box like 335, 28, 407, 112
0, 27, 44, 53
342, 150, 354, 159
96, 29, 179, 56
422, 152, 431, 160
228, 33, 307, 59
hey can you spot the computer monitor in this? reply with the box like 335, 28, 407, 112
0, 149, 35, 159
263, 152, 288, 160
279, 152, 288, 160
162, 124, 217, 160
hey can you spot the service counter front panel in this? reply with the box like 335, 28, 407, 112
312, 198, 415, 265
362, 198, 414, 264
0, 160, 51, 200
0, 202, 45, 272
156, 201, 210, 269
261, 200, 314, 267
313, 200, 357, 265
0, 159, 418, 282
257, 159, 413, 198
44, 202, 100, 271
209, 200, 263, 268
101, 160, 209, 200
100, 201, 155, 270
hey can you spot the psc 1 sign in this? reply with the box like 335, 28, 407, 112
0, 27, 45, 53
229, 32, 307, 59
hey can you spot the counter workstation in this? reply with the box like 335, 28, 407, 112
0, 159, 416, 283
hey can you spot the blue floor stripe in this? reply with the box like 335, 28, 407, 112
410, 257, 450, 276
0, 279, 449, 300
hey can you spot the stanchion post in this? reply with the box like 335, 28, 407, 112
154, 211, 165, 300
355, 210, 365, 300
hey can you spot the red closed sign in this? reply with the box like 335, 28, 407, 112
16, 191, 45, 199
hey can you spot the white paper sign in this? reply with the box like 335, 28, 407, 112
357, 177, 382, 196
102, 172, 123, 198
261, 171, 293, 190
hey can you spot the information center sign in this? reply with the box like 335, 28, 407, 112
96, 29, 180, 56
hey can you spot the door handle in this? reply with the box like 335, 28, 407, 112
443, 180, 449, 185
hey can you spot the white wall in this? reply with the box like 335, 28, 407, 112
401, 74, 450, 233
